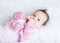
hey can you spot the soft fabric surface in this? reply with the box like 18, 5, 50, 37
0, 25, 18, 43
0, 0, 60, 43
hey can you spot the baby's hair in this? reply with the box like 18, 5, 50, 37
34, 9, 49, 25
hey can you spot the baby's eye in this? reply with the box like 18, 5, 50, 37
33, 15, 36, 17
38, 19, 40, 21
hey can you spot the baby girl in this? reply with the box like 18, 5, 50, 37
22, 9, 49, 43
0, 9, 49, 43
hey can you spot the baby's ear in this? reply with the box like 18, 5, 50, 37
13, 12, 27, 19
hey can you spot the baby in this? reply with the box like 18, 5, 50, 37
23, 9, 49, 43
0, 9, 49, 43
7, 9, 49, 42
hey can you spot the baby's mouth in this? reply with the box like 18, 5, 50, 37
26, 18, 29, 23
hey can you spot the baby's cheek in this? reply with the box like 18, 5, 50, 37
33, 21, 40, 27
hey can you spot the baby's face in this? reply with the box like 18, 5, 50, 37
27, 11, 47, 29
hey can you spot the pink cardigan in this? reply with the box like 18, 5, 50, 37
6, 12, 34, 42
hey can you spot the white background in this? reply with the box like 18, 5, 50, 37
0, 0, 60, 43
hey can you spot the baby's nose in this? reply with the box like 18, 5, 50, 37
27, 15, 34, 21
30, 16, 33, 18
29, 16, 34, 20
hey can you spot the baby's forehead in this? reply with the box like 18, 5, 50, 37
34, 11, 47, 17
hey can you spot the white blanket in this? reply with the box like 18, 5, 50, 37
0, 25, 19, 43
21, 27, 60, 43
